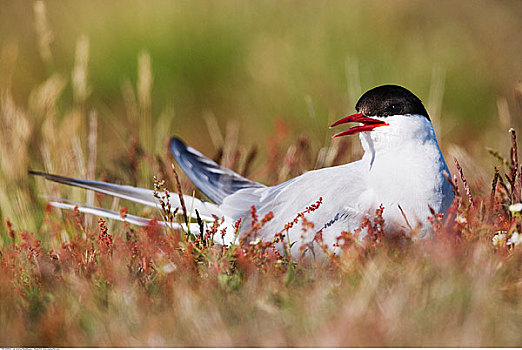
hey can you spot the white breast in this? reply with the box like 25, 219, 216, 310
359, 114, 454, 234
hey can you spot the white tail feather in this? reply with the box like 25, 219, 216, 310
48, 200, 202, 232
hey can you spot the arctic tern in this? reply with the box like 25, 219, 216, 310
31, 84, 454, 256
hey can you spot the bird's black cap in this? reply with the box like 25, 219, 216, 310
355, 85, 430, 120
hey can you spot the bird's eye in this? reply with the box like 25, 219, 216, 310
385, 104, 400, 114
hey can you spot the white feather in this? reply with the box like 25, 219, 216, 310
47, 200, 201, 232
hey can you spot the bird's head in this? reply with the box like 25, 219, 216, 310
330, 85, 431, 141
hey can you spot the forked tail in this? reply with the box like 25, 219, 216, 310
30, 170, 223, 223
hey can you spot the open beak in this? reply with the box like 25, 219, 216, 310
330, 112, 388, 138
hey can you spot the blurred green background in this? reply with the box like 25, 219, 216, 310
2, 0, 522, 148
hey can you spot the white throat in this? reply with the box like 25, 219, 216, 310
360, 114, 436, 155
357, 114, 453, 232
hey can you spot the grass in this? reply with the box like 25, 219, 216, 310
1, 0, 522, 347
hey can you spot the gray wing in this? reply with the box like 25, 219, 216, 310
169, 137, 265, 204
219, 161, 369, 240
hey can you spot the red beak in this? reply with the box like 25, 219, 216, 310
330, 112, 388, 138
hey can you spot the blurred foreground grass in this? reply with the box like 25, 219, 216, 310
0, 0, 522, 346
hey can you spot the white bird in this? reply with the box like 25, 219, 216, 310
31, 85, 454, 257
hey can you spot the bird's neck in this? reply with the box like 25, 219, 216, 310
366, 118, 430, 149
357, 116, 453, 227
359, 114, 437, 158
